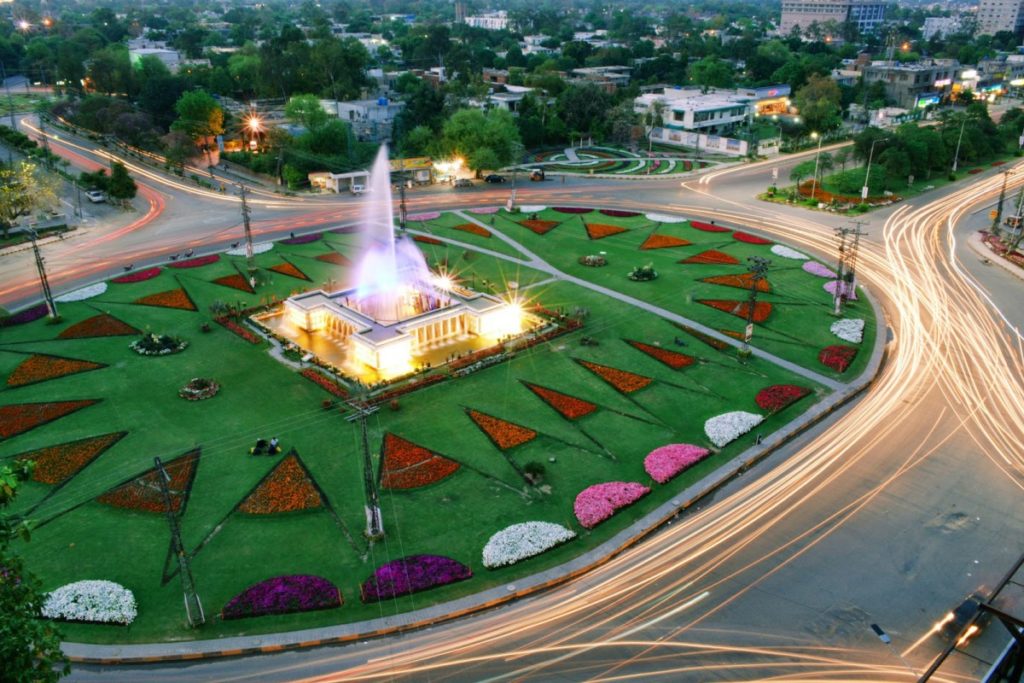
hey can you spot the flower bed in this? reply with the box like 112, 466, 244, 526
226, 242, 273, 256
732, 231, 772, 245
168, 254, 219, 269
697, 299, 772, 323
239, 455, 323, 514
0, 400, 99, 440
704, 411, 764, 448
576, 359, 653, 393
830, 318, 865, 343
215, 317, 262, 344
482, 522, 576, 568
600, 209, 640, 217
770, 245, 808, 260
645, 212, 687, 223
626, 340, 695, 369
802, 261, 836, 278
573, 481, 650, 528
15, 432, 126, 485
407, 212, 441, 221
585, 223, 629, 240
179, 377, 220, 401
360, 555, 472, 602
130, 333, 188, 356
42, 580, 137, 625
640, 234, 691, 250
212, 273, 254, 293
133, 288, 197, 311
968, 168, 983, 175
380, 433, 460, 490
755, 384, 810, 413
221, 575, 341, 620
268, 262, 311, 281
690, 220, 730, 233
58, 314, 139, 339
644, 444, 712, 484
469, 206, 499, 215
413, 235, 444, 245
675, 323, 730, 350
680, 249, 739, 265
1, 303, 49, 327
315, 251, 352, 266
97, 451, 198, 514
7, 354, 105, 388
520, 219, 560, 235
518, 205, 546, 212
111, 267, 161, 284
55, 282, 108, 302
467, 409, 537, 449
280, 233, 322, 245
824, 280, 858, 300
300, 368, 348, 398
818, 344, 858, 372
554, 206, 592, 214
700, 273, 771, 293
453, 222, 492, 238
522, 382, 597, 420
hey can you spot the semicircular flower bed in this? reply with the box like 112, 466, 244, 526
168, 254, 220, 269
42, 580, 137, 625
824, 280, 858, 301
1, 303, 49, 327
482, 522, 576, 568
360, 555, 472, 603
803, 261, 836, 278
704, 411, 764, 448
573, 481, 650, 528
644, 444, 712, 484
111, 267, 161, 284
755, 385, 810, 413
819, 344, 858, 372
221, 575, 342, 620
55, 282, 108, 303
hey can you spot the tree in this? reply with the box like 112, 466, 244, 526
439, 108, 523, 174
107, 162, 137, 204
558, 83, 612, 138
834, 146, 851, 172
689, 57, 735, 89
285, 94, 329, 131
0, 162, 60, 240
790, 160, 816, 185
794, 74, 843, 133
171, 91, 224, 164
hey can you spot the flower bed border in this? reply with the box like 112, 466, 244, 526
6, 352, 107, 389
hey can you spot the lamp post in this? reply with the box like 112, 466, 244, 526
809, 132, 824, 202
861, 136, 888, 204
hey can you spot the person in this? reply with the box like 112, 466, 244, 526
250, 438, 267, 456
269, 437, 280, 455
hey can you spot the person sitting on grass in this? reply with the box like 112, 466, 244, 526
269, 437, 281, 455
250, 438, 268, 456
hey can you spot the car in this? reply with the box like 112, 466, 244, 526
939, 592, 990, 646
84, 189, 106, 203
484, 174, 506, 183
350, 184, 366, 195
454, 178, 474, 188
529, 168, 545, 181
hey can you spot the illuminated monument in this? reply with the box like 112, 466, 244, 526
265, 146, 526, 381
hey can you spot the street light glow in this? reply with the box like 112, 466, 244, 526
245, 115, 263, 134
18, 19, 30, 30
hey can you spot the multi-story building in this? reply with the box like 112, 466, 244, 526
861, 59, 959, 109
464, 10, 509, 31
320, 98, 405, 142
779, 0, 887, 36
922, 16, 963, 40
977, 0, 1024, 35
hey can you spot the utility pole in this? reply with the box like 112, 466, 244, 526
238, 184, 256, 288
346, 400, 384, 539
398, 156, 407, 230
833, 221, 868, 315
29, 229, 58, 319
992, 170, 1010, 237
741, 256, 771, 358
73, 179, 82, 219
37, 106, 52, 170
154, 457, 205, 628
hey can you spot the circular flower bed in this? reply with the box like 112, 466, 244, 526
482, 522, 576, 568
55, 282, 108, 302
179, 377, 220, 401
42, 580, 137, 624
130, 333, 188, 356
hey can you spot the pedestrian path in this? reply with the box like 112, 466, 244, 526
563, 147, 581, 162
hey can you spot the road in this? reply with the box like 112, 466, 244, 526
5, 127, 1022, 681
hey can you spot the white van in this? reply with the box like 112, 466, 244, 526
351, 184, 366, 195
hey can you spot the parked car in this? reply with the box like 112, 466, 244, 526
529, 168, 545, 181
484, 174, 506, 183
351, 184, 366, 195
939, 592, 990, 646
84, 189, 106, 203
454, 178, 474, 188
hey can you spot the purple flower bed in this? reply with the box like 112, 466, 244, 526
824, 280, 858, 300
168, 254, 220, 269
281, 233, 322, 245
802, 261, 836, 278
361, 555, 472, 603
553, 206, 593, 214
469, 206, 499, 215
407, 212, 441, 221
1, 303, 49, 327
599, 209, 640, 218
331, 226, 359, 234
644, 444, 712, 484
221, 575, 341, 620
573, 481, 650, 528
111, 267, 161, 284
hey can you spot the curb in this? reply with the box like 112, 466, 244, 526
967, 231, 1024, 282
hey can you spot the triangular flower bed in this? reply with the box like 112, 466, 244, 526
0, 400, 100, 440
58, 314, 139, 339
690, 220, 730, 233
575, 359, 653, 394
133, 288, 197, 311
211, 273, 254, 293
7, 353, 106, 388
379, 433, 460, 490
466, 408, 537, 450
674, 323, 730, 351
680, 250, 739, 265
700, 272, 771, 293
97, 449, 199, 514
520, 219, 560, 235
267, 261, 311, 281
698, 299, 773, 323
453, 223, 492, 238
585, 223, 629, 240
819, 345, 858, 372
315, 251, 352, 266
732, 231, 772, 245
413, 235, 443, 245
238, 453, 323, 514
640, 234, 691, 250
521, 381, 598, 420
625, 340, 695, 369
14, 432, 127, 485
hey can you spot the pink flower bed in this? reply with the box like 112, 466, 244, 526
690, 220, 730, 233
644, 444, 711, 484
168, 254, 220, 269
407, 212, 440, 221
469, 206, 499, 215
824, 280, 858, 300
573, 481, 650, 528
802, 261, 836, 278
111, 267, 161, 283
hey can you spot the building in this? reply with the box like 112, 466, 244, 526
129, 47, 181, 72
977, 0, 1024, 36
308, 170, 370, 193
779, 0, 887, 36
320, 97, 405, 142
464, 10, 509, 31
570, 66, 632, 93
922, 16, 963, 40
634, 85, 792, 134
861, 59, 959, 109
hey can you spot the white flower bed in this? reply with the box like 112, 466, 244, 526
482, 522, 576, 568
42, 580, 137, 624
770, 245, 809, 261
645, 212, 687, 223
55, 282, 107, 302
704, 411, 764, 448
226, 242, 273, 256
519, 205, 546, 213
830, 318, 865, 344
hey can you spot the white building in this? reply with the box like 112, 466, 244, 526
634, 87, 755, 135
320, 98, 405, 142
129, 47, 181, 72
977, 0, 1024, 35
465, 10, 509, 31
922, 16, 963, 40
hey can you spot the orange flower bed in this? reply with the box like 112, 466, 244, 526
520, 219, 560, 235
0, 400, 99, 440
675, 323, 730, 350
15, 432, 126, 485
626, 340, 695, 369
700, 272, 771, 292
698, 299, 773, 323
585, 223, 629, 240
522, 382, 597, 420
212, 273, 254, 293
680, 250, 739, 265
380, 433, 460, 490
97, 450, 198, 514
268, 262, 311, 281
413, 235, 444, 245
466, 409, 537, 449
133, 288, 197, 311
453, 223, 492, 238
7, 354, 105, 388
315, 252, 352, 266
576, 359, 653, 394
58, 314, 139, 339
640, 234, 691, 250
239, 454, 323, 514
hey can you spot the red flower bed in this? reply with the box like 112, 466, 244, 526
700, 272, 771, 292
992, 160, 1006, 167
698, 299, 773, 323
300, 368, 348, 398
467, 409, 537, 449
168, 254, 220, 269
214, 317, 262, 344
268, 261, 311, 281
680, 249, 739, 265
732, 231, 772, 245
675, 323, 730, 350
380, 433, 460, 490
576, 359, 653, 393
111, 267, 161, 283
212, 274, 254, 293
818, 345, 858, 372
640, 234, 691, 250
7, 354, 105, 388
453, 223, 492, 238
522, 382, 597, 420
520, 219, 560, 235
585, 223, 629, 240
315, 252, 352, 266
97, 450, 198, 514
448, 345, 505, 371
600, 209, 640, 217
554, 207, 592, 214
0, 400, 99, 440
58, 314, 139, 339
368, 374, 448, 406
626, 340, 695, 369
239, 454, 323, 514
133, 288, 197, 311
690, 221, 730, 233
755, 384, 810, 412
413, 235, 444, 245
967, 168, 983, 175
15, 432, 126, 485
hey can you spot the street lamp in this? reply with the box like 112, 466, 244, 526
810, 132, 824, 202
861, 136, 888, 204
244, 113, 263, 151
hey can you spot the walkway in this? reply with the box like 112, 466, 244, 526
563, 147, 581, 162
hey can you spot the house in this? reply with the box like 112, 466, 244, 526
320, 98, 405, 142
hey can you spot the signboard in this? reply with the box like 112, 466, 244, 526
744, 323, 754, 342
772, 167, 779, 181
861, 186, 869, 200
